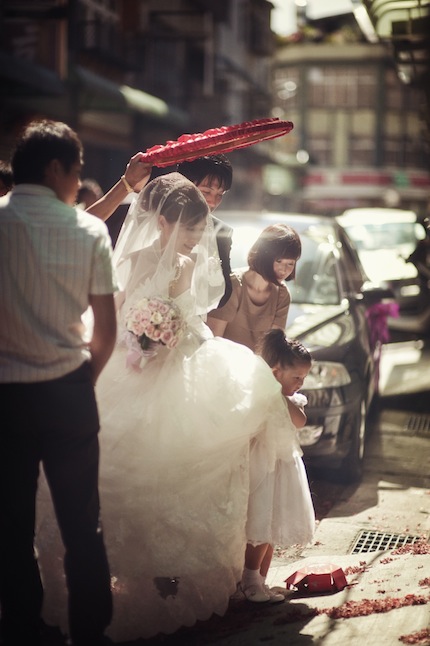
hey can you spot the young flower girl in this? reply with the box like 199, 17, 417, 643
239, 329, 316, 603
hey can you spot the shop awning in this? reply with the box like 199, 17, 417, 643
0, 51, 65, 95
72, 66, 188, 127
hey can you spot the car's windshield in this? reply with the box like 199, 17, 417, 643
342, 222, 418, 253
341, 221, 422, 281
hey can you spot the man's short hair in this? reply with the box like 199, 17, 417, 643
11, 119, 83, 185
177, 154, 232, 191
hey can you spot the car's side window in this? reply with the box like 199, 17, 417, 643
309, 253, 339, 305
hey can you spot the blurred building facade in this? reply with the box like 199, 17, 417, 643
1, 0, 429, 214
0, 0, 276, 205
269, 1, 430, 216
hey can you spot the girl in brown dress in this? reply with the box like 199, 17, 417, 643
207, 223, 301, 352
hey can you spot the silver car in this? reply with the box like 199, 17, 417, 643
336, 208, 429, 337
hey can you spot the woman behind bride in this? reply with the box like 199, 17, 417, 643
90, 172, 290, 640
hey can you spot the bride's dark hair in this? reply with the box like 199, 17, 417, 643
140, 172, 209, 226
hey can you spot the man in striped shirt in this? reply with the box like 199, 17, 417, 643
0, 120, 118, 646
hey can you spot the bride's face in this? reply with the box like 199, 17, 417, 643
159, 215, 207, 256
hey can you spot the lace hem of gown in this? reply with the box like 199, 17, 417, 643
36, 305, 310, 640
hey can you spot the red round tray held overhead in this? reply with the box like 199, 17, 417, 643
139, 118, 294, 168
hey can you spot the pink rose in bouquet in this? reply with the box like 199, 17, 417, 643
125, 296, 186, 361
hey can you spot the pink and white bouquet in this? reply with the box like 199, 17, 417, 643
125, 295, 186, 360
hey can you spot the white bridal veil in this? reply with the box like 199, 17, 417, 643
112, 172, 225, 322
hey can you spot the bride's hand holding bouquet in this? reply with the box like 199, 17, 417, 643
124, 295, 185, 368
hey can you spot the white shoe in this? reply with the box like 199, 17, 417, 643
242, 583, 271, 603
263, 584, 286, 603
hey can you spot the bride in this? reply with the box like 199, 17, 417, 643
39, 173, 290, 641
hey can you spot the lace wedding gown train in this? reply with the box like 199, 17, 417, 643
36, 299, 311, 640
92, 292, 288, 640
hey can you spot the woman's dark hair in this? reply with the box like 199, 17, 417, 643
257, 329, 312, 369
140, 172, 209, 227
248, 224, 301, 283
177, 154, 233, 191
11, 119, 83, 184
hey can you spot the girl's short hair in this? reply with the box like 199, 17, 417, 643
247, 224, 301, 283
257, 329, 312, 369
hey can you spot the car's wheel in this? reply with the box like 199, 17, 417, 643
334, 398, 367, 484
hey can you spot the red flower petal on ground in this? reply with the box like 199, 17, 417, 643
399, 628, 430, 644
322, 594, 429, 619
391, 540, 430, 555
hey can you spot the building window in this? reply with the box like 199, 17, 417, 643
349, 136, 375, 166
385, 68, 403, 109
384, 138, 404, 166
307, 65, 377, 109
308, 137, 332, 166
385, 67, 425, 112
273, 67, 300, 111
384, 137, 428, 167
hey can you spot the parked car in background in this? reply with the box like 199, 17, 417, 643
336, 208, 430, 337
218, 211, 392, 483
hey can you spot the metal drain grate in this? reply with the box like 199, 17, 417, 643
405, 414, 430, 438
350, 530, 422, 554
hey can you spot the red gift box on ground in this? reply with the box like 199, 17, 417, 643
285, 562, 347, 595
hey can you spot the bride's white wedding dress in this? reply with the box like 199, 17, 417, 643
94, 289, 288, 640
35, 174, 314, 641
36, 291, 287, 640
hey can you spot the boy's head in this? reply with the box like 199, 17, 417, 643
177, 154, 232, 212
11, 120, 83, 205
258, 329, 312, 396
77, 178, 103, 208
